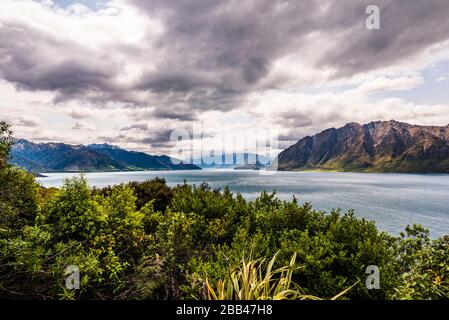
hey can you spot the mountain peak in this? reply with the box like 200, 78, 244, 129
275, 120, 449, 173
10, 139, 201, 172
87, 143, 122, 150
344, 122, 361, 127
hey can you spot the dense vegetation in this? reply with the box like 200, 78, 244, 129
1, 121, 448, 300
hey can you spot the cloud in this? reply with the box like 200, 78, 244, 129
2, 115, 40, 128
120, 123, 149, 131
72, 121, 95, 131
68, 109, 93, 119
2, 0, 449, 111
0, 0, 154, 103
2, 0, 449, 155
129, 0, 322, 111
151, 108, 198, 121
436, 76, 449, 83
319, 0, 449, 77
99, 127, 177, 152
356, 75, 424, 95
131, 0, 449, 101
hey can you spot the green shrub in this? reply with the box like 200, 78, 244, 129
129, 178, 173, 212
0, 124, 448, 300
0, 121, 13, 169
46, 175, 106, 241
0, 167, 39, 235
394, 232, 449, 299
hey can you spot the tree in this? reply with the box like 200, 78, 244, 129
0, 167, 39, 234
0, 121, 13, 169
47, 175, 106, 240
0, 121, 39, 234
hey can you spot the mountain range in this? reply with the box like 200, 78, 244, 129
191, 153, 271, 169
234, 161, 267, 170
273, 120, 449, 173
10, 139, 200, 172
11, 120, 449, 174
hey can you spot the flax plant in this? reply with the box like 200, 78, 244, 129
205, 252, 355, 300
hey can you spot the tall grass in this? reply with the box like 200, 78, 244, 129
205, 252, 356, 300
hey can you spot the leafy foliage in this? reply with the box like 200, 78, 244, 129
0, 122, 448, 300
204, 253, 318, 300
393, 228, 449, 299
0, 166, 39, 234
0, 121, 13, 169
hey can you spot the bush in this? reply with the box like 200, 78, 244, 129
0, 122, 39, 235
0, 121, 13, 169
47, 175, 106, 241
0, 124, 448, 300
394, 234, 449, 299
0, 167, 39, 235
129, 178, 173, 212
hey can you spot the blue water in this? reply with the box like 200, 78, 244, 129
37, 170, 449, 238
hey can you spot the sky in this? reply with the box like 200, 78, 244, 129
2, 0, 449, 157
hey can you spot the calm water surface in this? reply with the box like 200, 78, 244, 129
37, 170, 449, 238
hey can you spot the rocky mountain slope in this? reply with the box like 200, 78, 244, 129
273, 120, 449, 173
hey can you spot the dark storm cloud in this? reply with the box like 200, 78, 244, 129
127, 106, 198, 122
137, 70, 214, 93
152, 108, 197, 121
277, 111, 315, 128
101, 127, 179, 150
1, 0, 449, 116
16, 60, 110, 93
274, 108, 347, 147
129, 0, 449, 113
130, 0, 321, 111
277, 132, 299, 148
318, 0, 449, 77
138, 129, 174, 145
0, 20, 121, 102
3, 115, 40, 128
275, 109, 344, 129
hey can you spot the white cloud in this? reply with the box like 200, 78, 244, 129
1, 0, 449, 156
436, 76, 449, 82
357, 75, 424, 95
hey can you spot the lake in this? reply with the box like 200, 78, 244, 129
37, 170, 449, 238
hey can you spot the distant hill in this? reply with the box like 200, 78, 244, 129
234, 161, 267, 170
87, 143, 199, 171
191, 153, 271, 169
10, 139, 201, 172
273, 120, 449, 173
